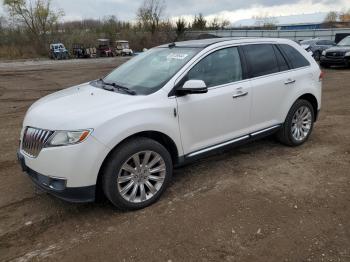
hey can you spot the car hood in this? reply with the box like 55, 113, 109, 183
24, 82, 145, 130
325, 46, 350, 53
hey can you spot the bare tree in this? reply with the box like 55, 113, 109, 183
0, 16, 5, 29
3, 0, 64, 46
136, 0, 166, 34
253, 14, 277, 29
208, 16, 230, 30
324, 11, 338, 23
339, 9, 350, 22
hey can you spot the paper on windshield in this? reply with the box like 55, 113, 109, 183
167, 53, 189, 60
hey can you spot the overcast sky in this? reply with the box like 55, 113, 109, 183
1, 0, 350, 23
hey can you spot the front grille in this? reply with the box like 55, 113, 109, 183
326, 51, 345, 58
21, 127, 54, 158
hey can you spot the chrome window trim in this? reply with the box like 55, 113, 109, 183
169, 42, 311, 98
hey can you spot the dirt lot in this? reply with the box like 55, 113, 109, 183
0, 58, 349, 262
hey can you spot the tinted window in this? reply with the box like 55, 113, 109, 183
243, 44, 279, 78
317, 40, 334, 45
187, 47, 242, 88
279, 44, 310, 69
273, 45, 289, 72
300, 40, 314, 45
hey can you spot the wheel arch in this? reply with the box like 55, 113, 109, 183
95, 131, 179, 200
297, 93, 319, 121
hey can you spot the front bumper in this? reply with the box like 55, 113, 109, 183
17, 151, 95, 203
19, 133, 109, 188
320, 56, 350, 66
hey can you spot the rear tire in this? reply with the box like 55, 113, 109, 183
102, 137, 173, 210
276, 99, 315, 147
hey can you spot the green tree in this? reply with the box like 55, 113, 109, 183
3, 0, 64, 48
192, 13, 207, 30
175, 17, 186, 39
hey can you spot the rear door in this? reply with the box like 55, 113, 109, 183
175, 46, 252, 155
242, 44, 294, 131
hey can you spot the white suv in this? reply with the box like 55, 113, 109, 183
18, 38, 322, 210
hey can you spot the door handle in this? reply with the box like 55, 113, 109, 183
232, 91, 248, 99
284, 79, 296, 85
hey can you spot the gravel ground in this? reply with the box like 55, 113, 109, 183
0, 58, 349, 262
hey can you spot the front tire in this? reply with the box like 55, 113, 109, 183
276, 99, 315, 147
313, 51, 321, 61
102, 137, 173, 210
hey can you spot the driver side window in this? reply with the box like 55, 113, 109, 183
187, 47, 242, 88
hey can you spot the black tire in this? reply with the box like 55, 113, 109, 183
102, 137, 173, 210
276, 99, 315, 147
313, 51, 321, 61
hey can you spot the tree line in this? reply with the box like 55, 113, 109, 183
0, 0, 229, 59
324, 10, 350, 23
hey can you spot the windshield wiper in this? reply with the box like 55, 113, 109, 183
98, 79, 136, 95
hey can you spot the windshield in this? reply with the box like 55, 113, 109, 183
118, 42, 129, 49
338, 37, 350, 46
103, 47, 200, 95
300, 40, 314, 45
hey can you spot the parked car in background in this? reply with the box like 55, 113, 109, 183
300, 39, 335, 61
320, 36, 350, 68
72, 44, 96, 58
49, 43, 69, 60
18, 38, 322, 210
96, 39, 114, 57
115, 40, 133, 56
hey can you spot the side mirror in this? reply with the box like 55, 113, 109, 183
176, 80, 208, 96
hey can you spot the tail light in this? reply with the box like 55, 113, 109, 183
319, 71, 325, 81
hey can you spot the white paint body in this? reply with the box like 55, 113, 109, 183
20, 38, 322, 188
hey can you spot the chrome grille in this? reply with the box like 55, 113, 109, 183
21, 127, 54, 158
326, 51, 345, 58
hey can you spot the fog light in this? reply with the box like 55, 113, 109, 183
48, 178, 66, 191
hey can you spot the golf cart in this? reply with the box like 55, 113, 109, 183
49, 43, 69, 60
96, 39, 114, 57
72, 44, 96, 58
115, 40, 133, 56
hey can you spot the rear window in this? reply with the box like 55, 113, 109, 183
243, 44, 279, 78
273, 45, 289, 72
278, 44, 310, 69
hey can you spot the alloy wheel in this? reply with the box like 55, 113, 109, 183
291, 106, 312, 142
117, 151, 166, 203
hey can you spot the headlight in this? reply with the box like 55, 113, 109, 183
322, 50, 326, 56
47, 130, 92, 147
345, 51, 350, 56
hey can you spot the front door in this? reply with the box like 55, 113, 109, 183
175, 47, 252, 155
